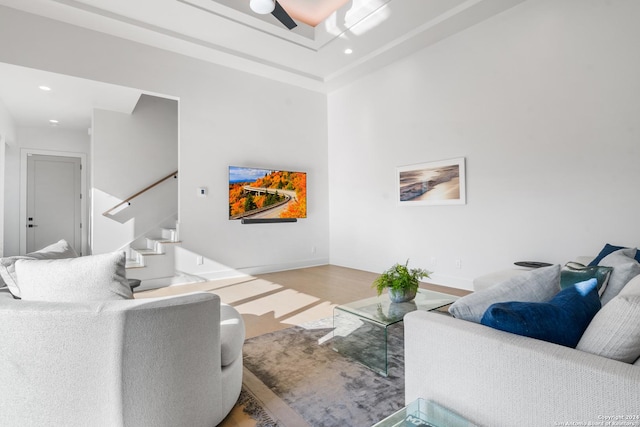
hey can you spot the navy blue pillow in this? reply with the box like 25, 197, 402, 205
588, 244, 640, 266
480, 279, 601, 348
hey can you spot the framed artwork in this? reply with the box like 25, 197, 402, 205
397, 157, 466, 206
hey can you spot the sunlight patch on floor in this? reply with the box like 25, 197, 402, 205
234, 288, 320, 319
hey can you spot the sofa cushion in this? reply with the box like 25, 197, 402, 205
449, 264, 561, 323
0, 239, 78, 298
560, 262, 612, 297
598, 248, 640, 305
220, 303, 245, 367
480, 279, 601, 348
576, 274, 640, 363
15, 251, 132, 302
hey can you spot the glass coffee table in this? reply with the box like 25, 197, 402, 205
372, 398, 477, 427
332, 288, 457, 376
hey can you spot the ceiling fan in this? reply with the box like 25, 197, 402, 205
249, 0, 297, 30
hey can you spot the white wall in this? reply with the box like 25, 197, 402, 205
0, 6, 329, 275
91, 94, 178, 254
328, 0, 640, 289
0, 98, 16, 257
3, 126, 89, 256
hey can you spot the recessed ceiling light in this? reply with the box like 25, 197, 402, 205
39, 86, 51, 91
344, 48, 353, 55
49, 119, 59, 125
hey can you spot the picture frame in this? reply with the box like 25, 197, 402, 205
397, 157, 466, 206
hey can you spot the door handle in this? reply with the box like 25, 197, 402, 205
27, 224, 38, 228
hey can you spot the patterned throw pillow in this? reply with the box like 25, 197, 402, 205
560, 262, 612, 297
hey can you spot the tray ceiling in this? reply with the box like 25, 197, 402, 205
0, 0, 526, 92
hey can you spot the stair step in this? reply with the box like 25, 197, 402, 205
126, 259, 145, 269
133, 248, 164, 256
123, 218, 180, 283
161, 228, 178, 241
149, 238, 181, 244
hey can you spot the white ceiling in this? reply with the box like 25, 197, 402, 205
0, 62, 142, 130
0, 0, 526, 130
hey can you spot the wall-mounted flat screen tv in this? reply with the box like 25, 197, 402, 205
229, 166, 307, 220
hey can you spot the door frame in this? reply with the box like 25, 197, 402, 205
20, 149, 88, 256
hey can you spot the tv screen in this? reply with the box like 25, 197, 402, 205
229, 166, 307, 220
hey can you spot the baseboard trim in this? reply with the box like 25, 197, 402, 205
195, 258, 330, 282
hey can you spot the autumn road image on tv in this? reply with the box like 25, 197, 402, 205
229, 166, 307, 220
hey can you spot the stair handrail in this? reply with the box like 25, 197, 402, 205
103, 170, 178, 217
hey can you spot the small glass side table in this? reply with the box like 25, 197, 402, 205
332, 288, 457, 376
372, 398, 477, 427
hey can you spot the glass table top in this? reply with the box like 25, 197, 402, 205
336, 288, 458, 326
372, 398, 477, 427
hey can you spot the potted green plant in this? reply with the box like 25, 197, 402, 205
372, 259, 431, 303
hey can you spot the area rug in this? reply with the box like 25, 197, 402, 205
242, 317, 405, 427
237, 387, 280, 427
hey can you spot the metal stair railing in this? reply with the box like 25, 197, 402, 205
103, 170, 178, 217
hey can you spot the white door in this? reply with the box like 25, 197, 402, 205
26, 154, 82, 254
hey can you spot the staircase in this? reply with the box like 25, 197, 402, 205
124, 221, 203, 291
102, 170, 204, 291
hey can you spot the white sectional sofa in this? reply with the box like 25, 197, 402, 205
405, 248, 640, 426
0, 289, 244, 427
405, 310, 640, 427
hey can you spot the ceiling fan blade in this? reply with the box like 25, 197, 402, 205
271, 1, 297, 30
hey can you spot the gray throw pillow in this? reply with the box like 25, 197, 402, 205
576, 294, 640, 363
15, 251, 132, 302
0, 239, 78, 298
598, 248, 640, 305
448, 264, 561, 323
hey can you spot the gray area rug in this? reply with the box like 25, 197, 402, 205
237, 387, 280, 427
242, 317, 404, 427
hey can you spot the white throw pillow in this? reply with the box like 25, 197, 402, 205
0, 239, 78, 298
577, 273, 640, 363
577, 294, 640, 363
598, 248, 640, 305
449, 264, 561, 323
15, 251, 132, 302
619, 274, 640, 297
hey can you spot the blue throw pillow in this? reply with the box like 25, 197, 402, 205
480, 279, 601, 348
589, 244, 640, 266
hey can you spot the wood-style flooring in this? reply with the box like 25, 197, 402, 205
135, 264, 470, 426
